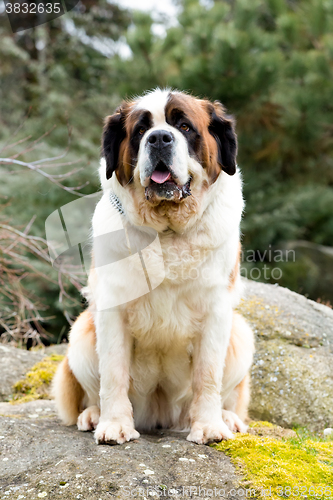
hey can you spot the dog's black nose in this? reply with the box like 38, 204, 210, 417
148, 130, 174, 148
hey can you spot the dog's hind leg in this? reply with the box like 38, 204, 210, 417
222, 374, 250, 432
77, 405, 100, 431
53, 310, 100, 431
234, 373, 251, 421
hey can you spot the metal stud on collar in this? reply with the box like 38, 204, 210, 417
109, 192, 125, 216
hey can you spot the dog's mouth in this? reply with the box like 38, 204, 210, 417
150, 161, 174, 185
145, 161, 191, 204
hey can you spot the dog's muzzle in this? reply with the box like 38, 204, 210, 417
144, 129, 191, 204
147, 129, 174, 180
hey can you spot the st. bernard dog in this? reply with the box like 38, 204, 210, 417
53, 88, 254, 445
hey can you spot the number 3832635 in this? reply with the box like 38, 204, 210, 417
277, 486, 331, 497
5, 3, 61, 14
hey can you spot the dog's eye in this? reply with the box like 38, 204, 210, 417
138, 126, 146, 135
180, 123, 190, 132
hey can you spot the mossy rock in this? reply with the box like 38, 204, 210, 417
0, 344, 67, 402
213, 421, 333, 500
12, 354, 64, 403
240, 279, 333, 432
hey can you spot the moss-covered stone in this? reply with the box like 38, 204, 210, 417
250, 421, 275, 428
240, 280, 333, 432
249, 420, 296, 439
213, 421, 333, 500
11, 354, 64, 403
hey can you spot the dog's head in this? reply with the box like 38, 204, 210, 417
101, 89, 237, 228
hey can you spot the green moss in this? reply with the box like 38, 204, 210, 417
212, 423, 333, 499
11, 354, 64, 404
249, 421, 275, 428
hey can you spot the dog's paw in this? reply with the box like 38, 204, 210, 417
222, 410, 248, 433
77, 406, 100, 431
186, 420, 234, 444
94, 421, 140, 445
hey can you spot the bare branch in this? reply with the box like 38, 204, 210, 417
10, 125, 57, 159
0, 107, 32, 154
0, 158, 88, 197
0, 135, 33, 151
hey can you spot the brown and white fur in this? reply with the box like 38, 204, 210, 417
53, 89, 254, 445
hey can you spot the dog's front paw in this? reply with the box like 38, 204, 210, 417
186, 420, 234, 444
94, 421, 140, 445
222, 410, 248, 433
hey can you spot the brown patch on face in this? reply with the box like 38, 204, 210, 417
165, 93, 226, 184
116, 107, 155, 186
102, 101, 137, 186
116, 135, 134, 186
206, 100, 237, 176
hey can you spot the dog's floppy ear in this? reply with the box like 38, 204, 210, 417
102, 104, 127, 180
208, 101, 237, 176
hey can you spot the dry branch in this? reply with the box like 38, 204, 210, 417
0, 125, 89, 346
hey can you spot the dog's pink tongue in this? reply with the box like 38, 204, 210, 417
151, 170, 171, 184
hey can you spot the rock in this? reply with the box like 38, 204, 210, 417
0, 344, 67, 403
240, 279, 333, 432
1, 278, 333, 498
0, 400, 239, 499
0, 346, 44, 403
44, 344, 68, 356
248, 421, 296, 439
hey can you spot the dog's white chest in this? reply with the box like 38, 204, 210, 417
126, 282, 206, 348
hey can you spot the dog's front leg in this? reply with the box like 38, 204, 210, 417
94, 310, 139, 445
187, 298, 234, 445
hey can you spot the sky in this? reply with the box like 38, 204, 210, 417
113, 0, 180, 40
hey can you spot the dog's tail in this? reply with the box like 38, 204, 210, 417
52, 355, 84, 425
